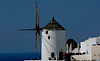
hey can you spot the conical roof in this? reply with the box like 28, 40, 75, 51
43, 17, 65, 30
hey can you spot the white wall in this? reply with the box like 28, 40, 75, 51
72, 54, 91, 60
72, 45, 100, 61
72, 48, 78, 53
41, 30, 66, 60
96, 38, 100, 44
80, 38, 97, 54
72, 36, 100, 61
90, 45, 100, 60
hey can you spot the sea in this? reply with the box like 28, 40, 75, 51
0, 52, 41, 61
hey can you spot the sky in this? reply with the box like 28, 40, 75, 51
0, 0, 100, 53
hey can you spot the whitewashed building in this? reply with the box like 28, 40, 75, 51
80, 36, 100, 54
41, 17, 66, 61
72, 45, 100, 61
72, 36, 100, 61
24, 17, 66, 61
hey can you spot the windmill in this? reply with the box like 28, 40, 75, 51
20, 1, 67, 60
19, 1, 42, 54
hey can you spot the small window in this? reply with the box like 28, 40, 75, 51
46, 31, 48, 34
48, 36, 50, 39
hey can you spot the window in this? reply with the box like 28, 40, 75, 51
46, 31, 48, 34
48, 36, 50, 39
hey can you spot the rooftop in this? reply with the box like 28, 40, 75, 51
43, 17, 65, 30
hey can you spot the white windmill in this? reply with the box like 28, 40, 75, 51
41, 17, 66, 60
20, 0, 67, 61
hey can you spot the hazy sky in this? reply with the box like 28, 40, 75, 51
0, 0, 100, 53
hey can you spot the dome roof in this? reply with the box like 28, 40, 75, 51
43, 17, 65, 30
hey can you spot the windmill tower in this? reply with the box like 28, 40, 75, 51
41, 17, 66, 60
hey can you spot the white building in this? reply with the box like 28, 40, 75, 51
72, 45, 100, 61
72, 36, 100, 61
41, 17, 66, 61
24, 17, 66, 61
80, 36, 100, 54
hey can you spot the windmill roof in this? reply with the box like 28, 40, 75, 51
43, 17, 65, 30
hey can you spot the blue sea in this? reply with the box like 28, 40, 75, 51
0, 52, 41, 61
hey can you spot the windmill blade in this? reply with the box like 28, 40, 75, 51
38, 9, 40, 25
19, 29, 36, 31
35, 1, 38, 8
35, 31, 38, 48
39, 21, 43, 30
37, 32, 40, 52
35, 30, 38, 57
33, 8, 36, 27
35, 1, 38, 25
